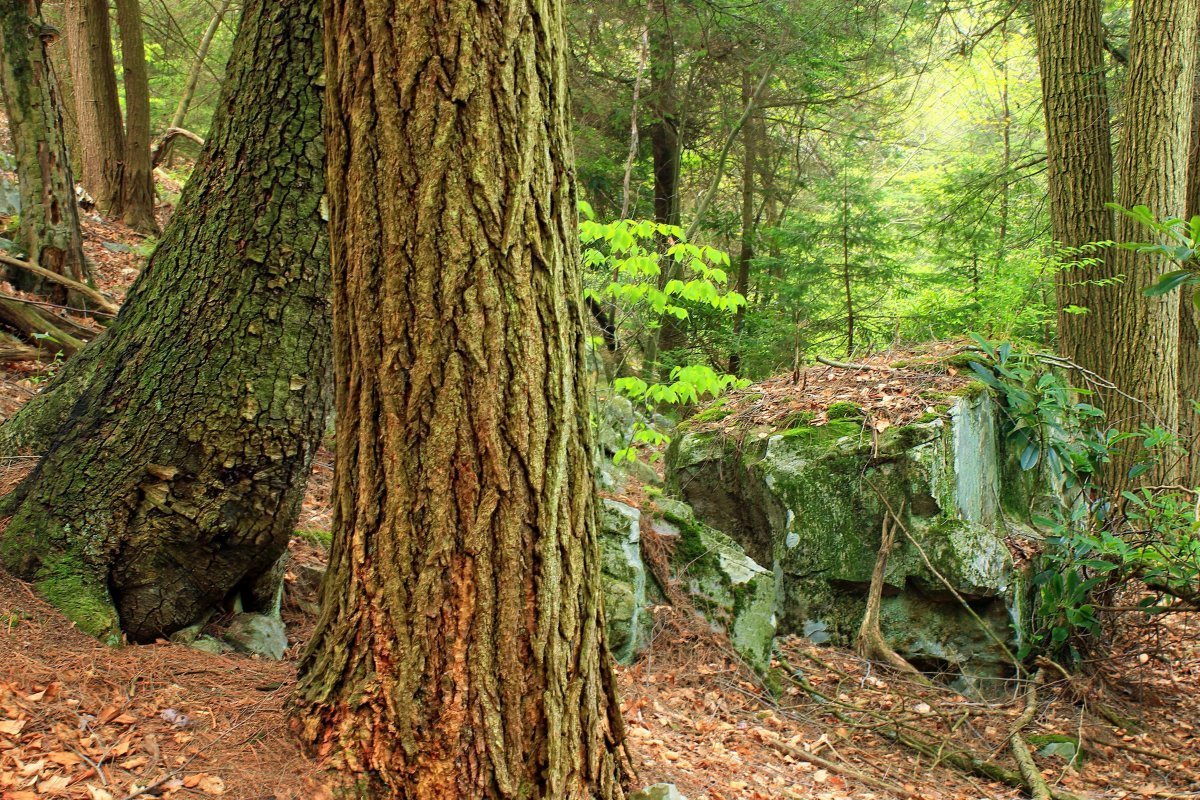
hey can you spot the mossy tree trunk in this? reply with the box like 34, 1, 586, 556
292, 0, 626, 796
0, 0, 90, 301
0, 0, 330, 643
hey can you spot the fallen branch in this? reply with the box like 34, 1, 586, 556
0, 298, 87, 355
776, 650, 1085, 800
0, 252, 120, 316
762, 733, 923, 799
151, 127, 205, 167
816, 355, 896, 371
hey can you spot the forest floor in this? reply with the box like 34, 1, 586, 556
1, 195, 1199, 800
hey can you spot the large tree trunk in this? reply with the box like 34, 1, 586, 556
114, 0, 158, 234
1030, 0, 1115, 370
0, 0, 330, 643
1180, 9, 1200, 487
1106, 0, 1198, 482
0, 0, 91, 302
62, 0, 125, 215
292, 0, 625, 795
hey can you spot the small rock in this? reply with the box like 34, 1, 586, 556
629, 784, 686, 800
189, 635, 230, 655
222, 613, 287, 660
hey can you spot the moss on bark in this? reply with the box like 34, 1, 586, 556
0, 0, 330, 643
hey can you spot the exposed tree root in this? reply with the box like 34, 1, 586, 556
1010, 669, 1052, 800
776, 649, 1086, 800
816, 354, 897, 371
856, 503, 931, 684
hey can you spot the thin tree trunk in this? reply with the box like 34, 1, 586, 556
644, 0, 683, 371
0, 0, 91, 304
1106, 0, 1198, 482
292, 0, 626, 795
115, 0, 158, 233
63, 0, 124, 215
169, 0, 233, 132
728, 69, 755, 376
0, 0, 330, 643
1030, 0, 1114, 369
842, 169, 855, 356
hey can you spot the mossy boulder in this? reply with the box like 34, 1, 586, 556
666, 393, 1043, 688
598, 496, 776, 670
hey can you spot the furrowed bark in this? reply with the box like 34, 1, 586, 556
292, 0, 626, 796
63, 0, 125, 215
115, 0, 158, 234
0, 0, 330, 643
1031, 0, 1114, 371
1106, 0, 1198, 483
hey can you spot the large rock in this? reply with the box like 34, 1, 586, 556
667, 392, 1044, 688
651, 499, 776, 672
598, 496, 777, 670
599, 499, 652, 663
222, 612, 288, 660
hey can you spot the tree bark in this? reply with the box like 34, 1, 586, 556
62, 0, 125, 215
0, 0, 91, 303
292, 0, 626, 796
1106, 0, 1198, 482
1031, 0, 1115, 370
115, 0, 158, 234
1179, 8, 1200, 487
0, 0, 330, 643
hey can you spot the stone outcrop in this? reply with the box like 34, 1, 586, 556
666, 392, 1048, 689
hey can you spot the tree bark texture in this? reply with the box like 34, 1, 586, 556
1106, 0, 1198, 481
1031, 0, 1115, 370
1179, 8, 1200, 487
292, 0, 626, 797
0, 0, 90, 302
63, 0, 125, 214
115, 0, 158, 234
0, 0, 330, 643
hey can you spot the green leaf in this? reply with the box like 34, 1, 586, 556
1144, 269, 1195, 297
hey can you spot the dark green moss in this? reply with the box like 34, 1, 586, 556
826, 401, 865, 421
777, 418, 864, 444
691, 400, 732, 423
